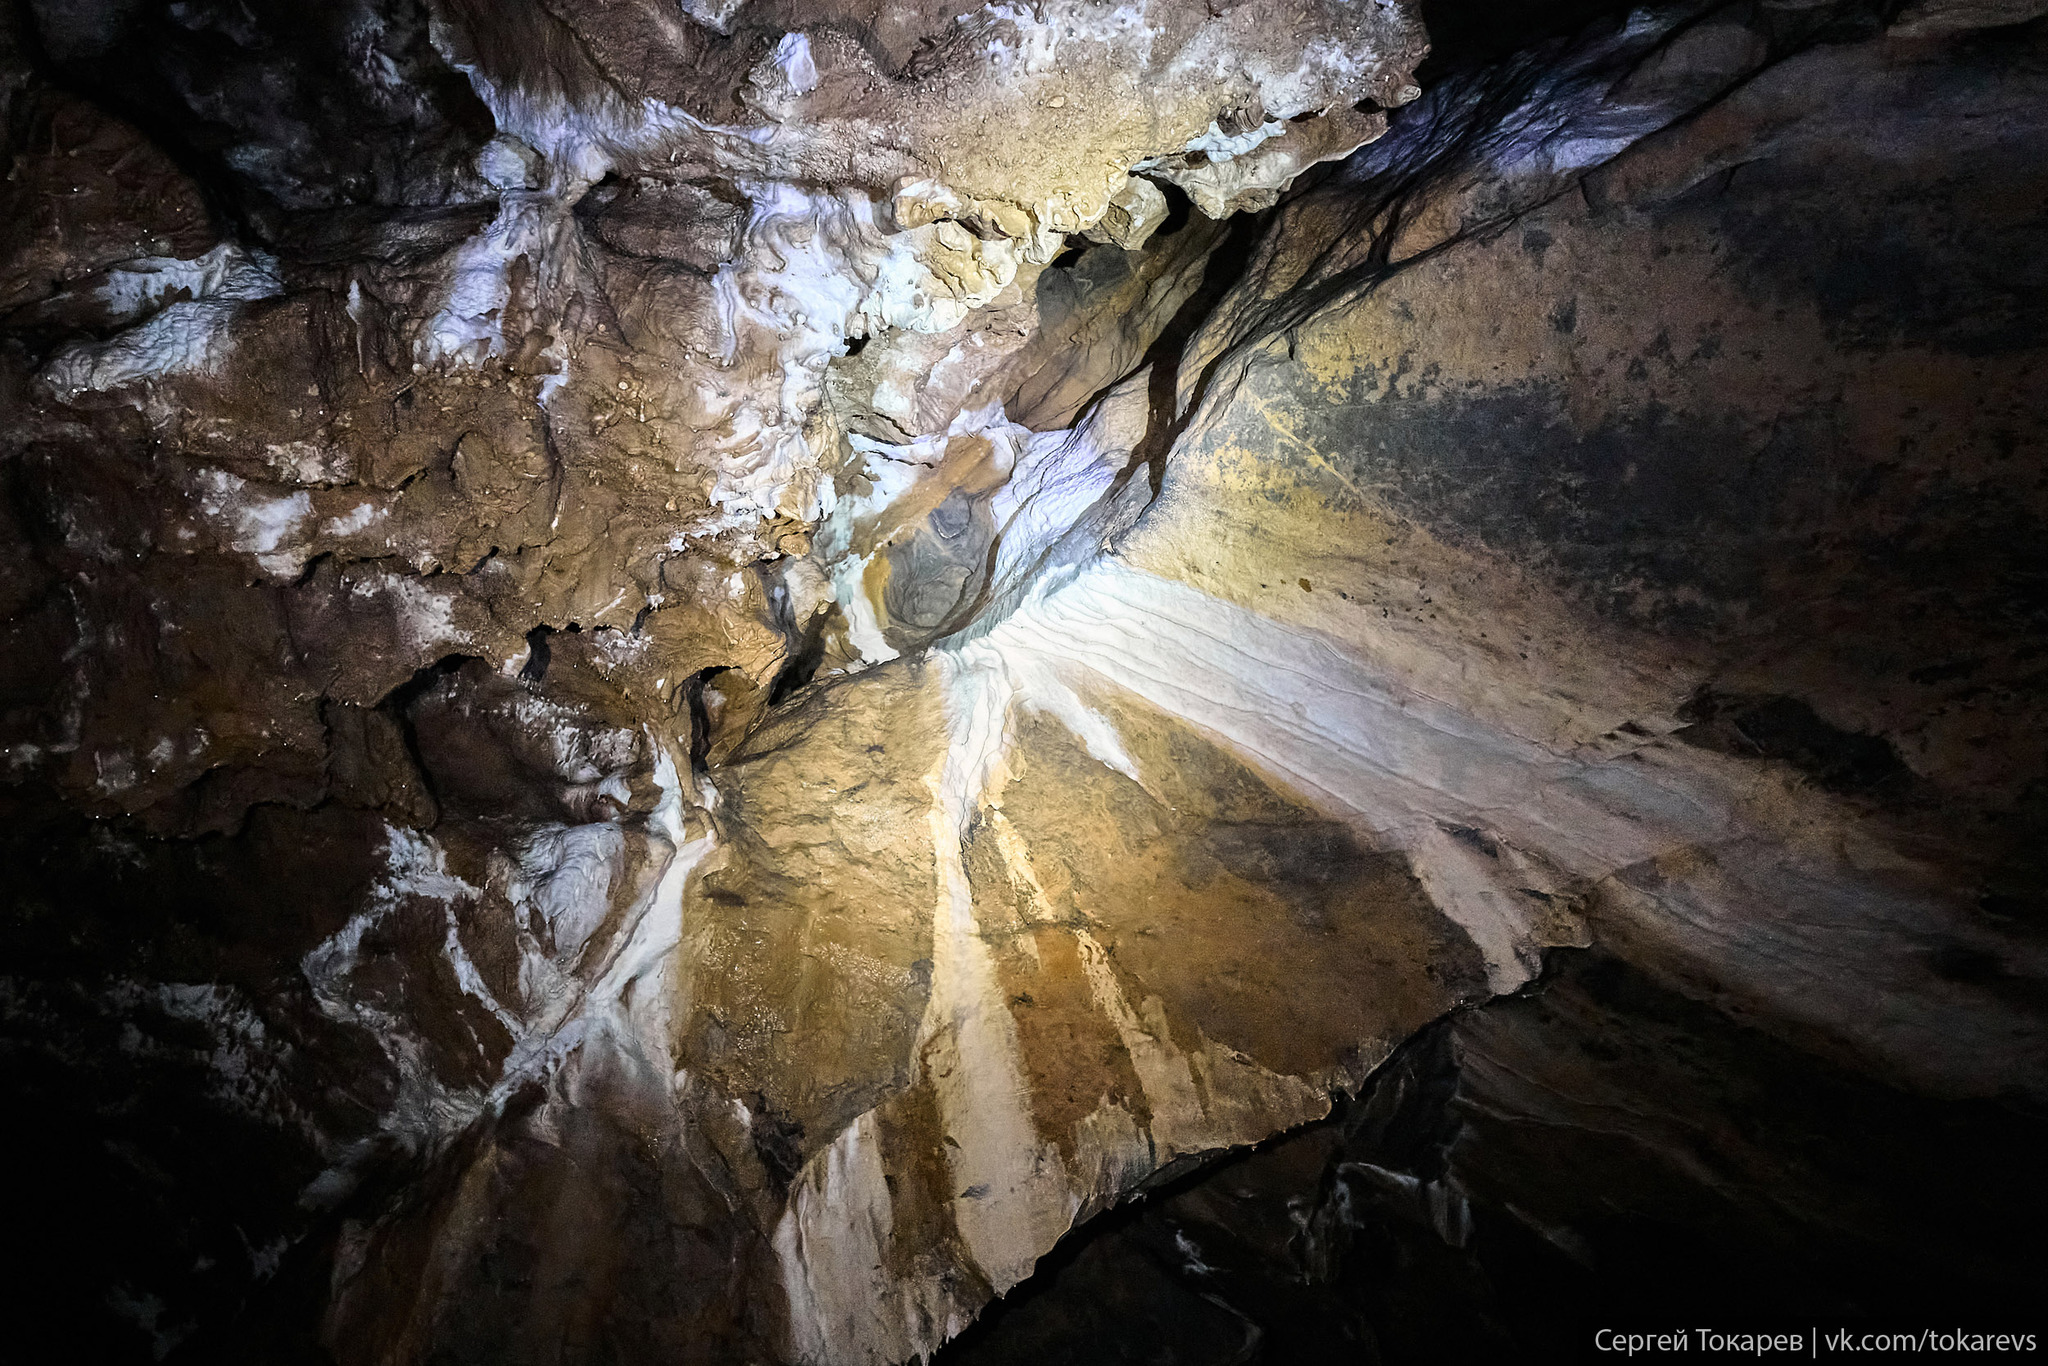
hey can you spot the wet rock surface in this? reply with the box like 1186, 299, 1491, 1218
0, 0, 2043, 1360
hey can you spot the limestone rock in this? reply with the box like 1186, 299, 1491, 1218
1, 0, 2043, 1359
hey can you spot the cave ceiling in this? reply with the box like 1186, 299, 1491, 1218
1, 0, 2045, 1360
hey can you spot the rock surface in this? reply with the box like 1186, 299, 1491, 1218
0, 0, 2044, 1360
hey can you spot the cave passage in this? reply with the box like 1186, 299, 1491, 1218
1, 0, 2045, 1361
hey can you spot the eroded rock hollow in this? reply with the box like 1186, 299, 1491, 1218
3, 0, 2044, 1359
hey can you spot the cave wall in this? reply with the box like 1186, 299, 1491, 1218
940, 948, 2048, 1364
0, 0, 2044, 1360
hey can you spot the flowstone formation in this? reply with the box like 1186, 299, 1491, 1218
2, 0, 2045, 1361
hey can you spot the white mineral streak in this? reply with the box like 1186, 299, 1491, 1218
347, 570, 469, 655
93, 242, 283, 322
298, 740, 710, 1209
819, 380, 1957, 1043
984, 413, 1125, 591
499, 739, 711, 1080
427, 32, 726, 197
770, 595, 1364, 1366
701, 184, 1033, 520
301, 826, 499, 1153
573, 745, 711, 1080
41, 244, 283, 398
960, 0, 1162, 78
282, 0, 1430, 1345
771, 641, 1087, 1366
1179, 117, 1287, 160
833, 558, 902, 665
813, 399, 1128, 674
779, 444, 1365, 1363
416, 189, 589, 390
509, 821, 627, 964
980, 561, 1640, 987
774, 1112, 963, 1366
922, 648, 1076, 1287
407, 0, 1410, 526
191, 469, 315, 579
974, 558, 1997, 1077
928, 588, 1359, 1155
424, 28, 1059, 519
772, 32, 821, 94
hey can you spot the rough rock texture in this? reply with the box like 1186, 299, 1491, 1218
940, 950, 2048, 1363
1, 0, 2044, 1360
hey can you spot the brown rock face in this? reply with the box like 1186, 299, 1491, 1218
1, 0, 2044, 1360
